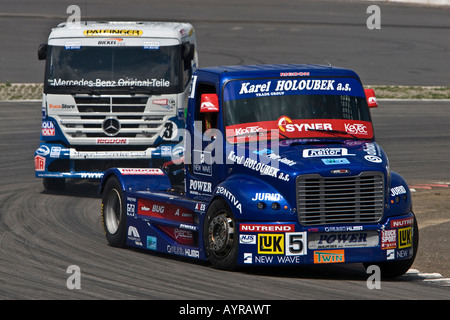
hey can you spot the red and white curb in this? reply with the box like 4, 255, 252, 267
406, 269, 450, 286
410, 183, 450, 191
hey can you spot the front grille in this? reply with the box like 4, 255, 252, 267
56, 95, 167, 141
297, 172, 384, 225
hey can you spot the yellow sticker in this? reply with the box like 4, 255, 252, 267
83, 29, 143, 37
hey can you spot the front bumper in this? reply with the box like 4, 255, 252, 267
236, 213, 415, 266
34, 142, 177, 179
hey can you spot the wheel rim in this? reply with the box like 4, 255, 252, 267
104, 188, 122, 235
208, 212, 234, 257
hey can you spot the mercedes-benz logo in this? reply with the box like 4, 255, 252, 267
102, 117, 121, 136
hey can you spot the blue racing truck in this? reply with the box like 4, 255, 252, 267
35, 21, 197, 190
100, 64, 418, 277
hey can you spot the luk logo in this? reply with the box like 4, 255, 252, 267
258, 234, 284, 254
313, 250, 345, 264
398, 227, 412, 249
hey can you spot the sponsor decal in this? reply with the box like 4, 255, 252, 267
160, 226, 194, 245
126, 203, 135, 216
321, 158, 350, 165
143, 41, 160, 49
280, 71, 310, 77
251, 193, 282, 201
49, 103, 75, 109
127, 226, 142, 247
48, 78, 170, 88
391, 186, 407, 196
50, 146, 62, 158
344, 123, 368, 135
363, 143, 381, 160
387, 249, 395, 260
189, 179, 212, 195
253, 148, 297, 166
96, 138, 128, 144
224, 77, 365, 102
215, 186, 242, 214
227, 151, 286, 181
398, 227, 412, 249
277, 116, 333, 133
303, 148, 355, 158
313, 250, 345, 264
166, 245, 199, 258
381, 229, 397, 250
390, 217, 414, 229
137, 199, 194, 224
308, 232, 378, 249
83, 29, 143, 37
64, 41, 81, 49
324, 226, 363, 232
194, 203, 206, 213
240, 234, 257, 244
34, 155, 45, 171
364, 155, 382, 163
42, 121, 55, 136
258, 234, 284, 254
36, 145, 50, 156
118, 168, 164, 175
233, 125, 264, 136
147, 236, 157, 250
239, 224, 295, 233
238, 79, 337, 95
97, 38, 124, 46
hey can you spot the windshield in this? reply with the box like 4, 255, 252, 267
223, 77, 373, 143
44, 44, 182, 94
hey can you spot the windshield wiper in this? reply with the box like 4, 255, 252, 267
308, 129, 362, 140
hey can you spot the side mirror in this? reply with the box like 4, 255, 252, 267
365, 88, 378, 108
200, 94, 219, 113
37, 43, 48, 60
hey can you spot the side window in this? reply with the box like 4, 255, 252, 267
182, 57, 192, 88
194, 83, 217, 133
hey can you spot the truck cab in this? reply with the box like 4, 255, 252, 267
100, 64, 418, 277
35, 21, 197, 190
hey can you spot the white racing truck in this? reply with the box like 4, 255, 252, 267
34, 21, 197, 190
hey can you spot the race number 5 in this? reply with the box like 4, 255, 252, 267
286, 232, 307, 256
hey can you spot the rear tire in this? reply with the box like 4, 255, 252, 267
364, 213, 419, 278
101, 176, 127, 248
203, 199, 238, 270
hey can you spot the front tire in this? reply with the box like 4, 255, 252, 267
364, 213, 419, 278
101, 176, 127, 247
203, 199, 238, 270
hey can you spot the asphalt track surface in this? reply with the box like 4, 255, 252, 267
0, 0, 449, 301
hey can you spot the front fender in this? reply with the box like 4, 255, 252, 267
212, 174, 296, 221
385, 171, 412, 218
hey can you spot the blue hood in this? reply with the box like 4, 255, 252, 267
227, 139, 388, 182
